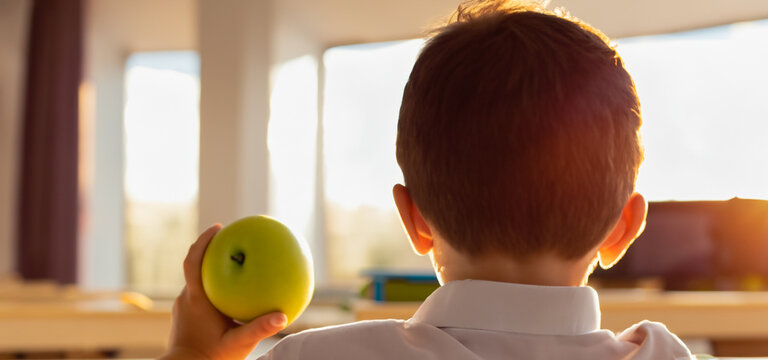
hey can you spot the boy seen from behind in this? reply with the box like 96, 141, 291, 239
161, 1, 694, 359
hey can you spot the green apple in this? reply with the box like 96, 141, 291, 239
201, 215, 314, 324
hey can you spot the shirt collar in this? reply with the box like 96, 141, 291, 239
410, 279, 601, 336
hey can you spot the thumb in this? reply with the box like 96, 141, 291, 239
225, 312, 288, 347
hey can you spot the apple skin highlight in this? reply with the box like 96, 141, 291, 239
201, 216, 315, 324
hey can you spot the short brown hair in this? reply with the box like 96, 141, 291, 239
396, 0, 643, 260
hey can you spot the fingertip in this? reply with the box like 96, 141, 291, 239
197, 224, 222, 244
227, 312, 287, 343
205, 223, 223, 235
269, 313, 288, 329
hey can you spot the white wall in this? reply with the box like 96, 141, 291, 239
0, 0, 31, 278
268, 1, 327, 282
273, 0, 768, 46
195, 0, 330, 280
197, 0, 271, 230
269, 0, 457, 47
554, 0, 768, 39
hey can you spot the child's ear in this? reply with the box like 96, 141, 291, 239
392, 184, 434, 256
597, 192, 648, 269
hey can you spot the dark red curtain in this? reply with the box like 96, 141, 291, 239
17, 0, 82, 284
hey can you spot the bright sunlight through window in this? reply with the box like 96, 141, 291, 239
323, 40, 430, 281
623, 20, 768, 201
124, 51, 200, 293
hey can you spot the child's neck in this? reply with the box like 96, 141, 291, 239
430, 238, 598, 287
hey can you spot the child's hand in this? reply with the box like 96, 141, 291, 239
158, 224, 288, 360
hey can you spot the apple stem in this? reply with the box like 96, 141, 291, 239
231, 252, 245, 265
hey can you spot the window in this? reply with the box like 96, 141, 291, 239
322, 40, 429, 281
123, 51, 200, 292
619, 19, 768, 201
319, 19, 768, 281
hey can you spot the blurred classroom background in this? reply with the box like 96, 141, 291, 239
3, 0, 768, 358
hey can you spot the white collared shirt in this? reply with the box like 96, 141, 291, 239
260, 280, 694, 359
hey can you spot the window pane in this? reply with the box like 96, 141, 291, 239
619, 19, 768, 201
124, 51, 200, 293
323, 40, 430, 281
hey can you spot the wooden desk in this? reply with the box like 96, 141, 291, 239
0, 280, 171, 357
600, 290, 768, 339
0, 281, 353, 358
354, 290, 768, 340
0, 296, 172, 357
